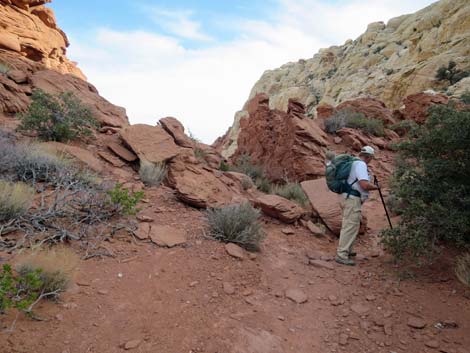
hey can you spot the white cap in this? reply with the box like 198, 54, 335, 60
360, 146, 375, 156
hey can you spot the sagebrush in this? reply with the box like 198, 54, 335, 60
207, 202, 264, 251
272, 182, 308, 207
0, 181, 34, 222
324, 109, 384, 136
380, 105, 470, 261
18, 89, 97, 142
139, 160, 166, 187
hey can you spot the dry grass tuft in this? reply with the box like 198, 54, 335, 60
139, 160, 167, 187
455, 253, 470, 287
15, 247, 79, 294
0, 181, 34, 222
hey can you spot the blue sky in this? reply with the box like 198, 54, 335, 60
49, 0, 436, 143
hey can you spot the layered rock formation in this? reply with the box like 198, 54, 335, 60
0, 0, 83, 78
228, 94, 328, 182
221, 0, 470, 157
0, 1, 129, 127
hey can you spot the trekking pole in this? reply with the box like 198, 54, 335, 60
373, 176, 393, 230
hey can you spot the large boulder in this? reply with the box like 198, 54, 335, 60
231, 95, 327, 182
253, 194, 304, 223
301, 178, 367, 236
120, 124, 182, 164
167, 154, 251, 208
159, 117, 194, 148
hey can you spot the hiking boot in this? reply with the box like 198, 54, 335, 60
335, 256, 356, 266
349, 251, 357, 257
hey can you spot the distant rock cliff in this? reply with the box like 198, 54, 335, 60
0, 0, 129, 127
219, 0, 470, 157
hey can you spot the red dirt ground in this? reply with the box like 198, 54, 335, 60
1, 188, 469, 353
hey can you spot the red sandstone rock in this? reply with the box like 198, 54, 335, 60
253, 194, 304, 224
120, 124, 181, 164
159, 117, 194, 148
401, 92, 449, 123
336, 97, 395, 125
301, 178, 367, 236
107, 142, 137, 162
42, 142, 103, 173
233, 94, 327, 182
316, 103, 335, 119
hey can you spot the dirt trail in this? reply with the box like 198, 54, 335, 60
1, 189, 469, 353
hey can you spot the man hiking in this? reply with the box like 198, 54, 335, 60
335, 146, 377, 266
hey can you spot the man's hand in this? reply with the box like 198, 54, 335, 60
359, 180, 378, 191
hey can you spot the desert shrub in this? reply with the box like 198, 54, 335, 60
139, 160, 166, 187
107, 183, 144, 216
346, 114, 385, 136
385, 193, 404, 216
272, 182, 308, 207
219, 160, 230, 172
324, 109, 384, 136
0, 62, 10, 74
241, 176, 253, 190
435, 61, 469, 85
0, 248, 75, 316
0, 181, 34, 222
194, 147, 207, 161
233, 154, 264, 180
18, 89, 97, 142
324, 110, 348, 133
207, 202, 264, 251
455, 253, 470, 287
390, 120, 418, 137
380, 105, 470, 261
460, 90, 470, 105
255, 177, 273, 194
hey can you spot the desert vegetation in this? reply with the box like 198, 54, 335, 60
0, 136, 142, 252
18, 89, 97, 142
207, 202, 264, 251
435, 61, 469, 85
139, 160, 167, 187
381, 105, 470, 261
324, 109, 384, 136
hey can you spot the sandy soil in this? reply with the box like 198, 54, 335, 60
1, 188, 469, 353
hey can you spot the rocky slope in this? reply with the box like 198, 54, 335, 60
219, 0, 470, 157
0, 0, 128, 127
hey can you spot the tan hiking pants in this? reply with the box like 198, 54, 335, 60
337, 196, 362, 259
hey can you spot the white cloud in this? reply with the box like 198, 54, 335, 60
68, 0, 436, 143
147, 7, 212, 41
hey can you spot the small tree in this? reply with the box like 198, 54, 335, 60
381, 105, 470, 260
435, 61, 469, 85
18, 90, 97, 142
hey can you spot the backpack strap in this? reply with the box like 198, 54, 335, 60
346, 178, 360, 198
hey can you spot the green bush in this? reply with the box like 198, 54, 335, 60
460, 90, 470, 105
219, 160, 230, 172
207, 202, 264, 251
255, 177, 272, 194
107, 183, 144, 216
272, 182, 308, 207
18, 89, 97, 142
324, 109, 384, 136
233, 154, 264, 180
390, 120, 418, 137
0, 181, 34, 222
381, 105, 470, 261
139, 160, 166, 187
346, 114, 385, 136
435, 61, 469, 85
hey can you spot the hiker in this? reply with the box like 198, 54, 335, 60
334, 146, 377, 266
